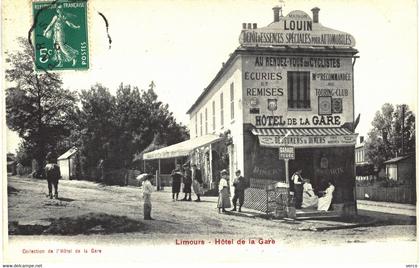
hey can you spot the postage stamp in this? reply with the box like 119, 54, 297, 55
32, 0, 89, 71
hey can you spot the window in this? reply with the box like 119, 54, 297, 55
205, 108, 208, 134
230, 82, 234, 120
212, 101, 216, 132
200, 113, 203, 136
220, 93, 224, 127
194, 115, 198, 137
287, 71, 310, 109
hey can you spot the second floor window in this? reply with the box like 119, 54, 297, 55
200, 113, 203, 136
220, 92, 224, 127
212, 101, 215, 132
230, 82, 234, 120
205, 108, 208, 135
194, 115, 198, 137
287, 71, 310, 109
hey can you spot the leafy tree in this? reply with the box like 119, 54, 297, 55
365, 103, 415, 169
78, 84, 117, 171
77, 82, 189, 176
5, 38, 78, 175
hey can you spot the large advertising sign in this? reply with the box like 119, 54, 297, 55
258, 134, 358, 148
242, 55, 354, 128
239, 10, 356, 48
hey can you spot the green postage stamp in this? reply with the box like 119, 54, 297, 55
32, 0, 89, 71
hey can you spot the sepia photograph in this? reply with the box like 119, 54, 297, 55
1, 0, 418, 267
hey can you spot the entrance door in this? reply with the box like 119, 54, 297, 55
289, 148, 314, 182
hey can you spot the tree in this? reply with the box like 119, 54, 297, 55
78, 84, 117, 171
365, 103, 416, 170
77, 82, 189, 175
5, 38, 78, 175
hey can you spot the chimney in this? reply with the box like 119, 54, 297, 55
360, 136, 364, 144
242, 23, 246, 29
272, 6, 281, 22
253, 23, 257, 29
311, 7, 320, 23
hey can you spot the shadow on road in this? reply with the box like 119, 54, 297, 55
9, 213, 148, 235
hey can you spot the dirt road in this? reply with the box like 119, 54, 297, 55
6, 176, 417, 246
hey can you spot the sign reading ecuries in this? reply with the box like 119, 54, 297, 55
279, 146, 295, 159
239, 10, 356, 48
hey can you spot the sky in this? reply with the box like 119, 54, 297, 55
1, 0, 418, 154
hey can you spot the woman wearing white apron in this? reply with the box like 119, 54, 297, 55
317, 181, 335, 211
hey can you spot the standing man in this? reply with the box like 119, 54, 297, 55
142, 174, 154, 220
44, 151, 61, 199
171, 164, 183, 201
291, 169, 304, 209
181, 163, 192, 201
231, 169, 248, 212
191, 164, 203, 202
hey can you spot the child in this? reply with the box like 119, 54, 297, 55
142, 174, 155, 220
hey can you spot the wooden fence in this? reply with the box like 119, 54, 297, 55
356, 186, 416, 204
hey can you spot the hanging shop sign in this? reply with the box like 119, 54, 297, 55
279, 146, 295, 159
259, 134, 358, 148
239, 10, 356, 48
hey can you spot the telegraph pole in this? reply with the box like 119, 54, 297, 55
401, 105, 405, 155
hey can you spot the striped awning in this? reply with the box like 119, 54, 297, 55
252, 127, 353, 136
143, 134, 223, 160
252, 128, 357, 148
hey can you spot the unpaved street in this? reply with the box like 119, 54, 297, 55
7, 176, 417, 246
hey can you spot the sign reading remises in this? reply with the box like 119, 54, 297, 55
239, 10, 356, 48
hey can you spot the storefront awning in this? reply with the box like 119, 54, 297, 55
251, 127, 358, 148
143, 134, 223, 160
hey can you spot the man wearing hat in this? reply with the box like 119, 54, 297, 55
291, 169, 304, 209
181, 163, 192, 201
44, 151, 61, 199
231, 169, 248, 212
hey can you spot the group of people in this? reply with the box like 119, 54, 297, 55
140, 166, 335, 221
217, 169, 249, 213
291, 169, 335, 211
170, 163, 204, 202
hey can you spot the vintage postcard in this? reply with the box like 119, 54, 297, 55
1, 0, 418, 267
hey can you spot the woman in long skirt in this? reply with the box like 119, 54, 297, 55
217, 169, 231, 213
302, 178, 318, 209
317, 181, 335, 211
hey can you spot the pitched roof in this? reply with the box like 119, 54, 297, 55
384, 154, 414, 164
58, 147, 78, 160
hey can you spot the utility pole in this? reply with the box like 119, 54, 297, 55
401, 105, 405, 155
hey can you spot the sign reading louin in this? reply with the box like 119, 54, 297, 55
33, 0, 89, 71
279, 146, 295, 159
239, 10, 356, 48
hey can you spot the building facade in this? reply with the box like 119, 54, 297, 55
186, 6, 359, 215
384, 155, 416, 183
143, 6, 359, 216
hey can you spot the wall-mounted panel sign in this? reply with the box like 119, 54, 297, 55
279, 146, 295, 159
239, 10, 356, 48
259, 134, 358, 148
